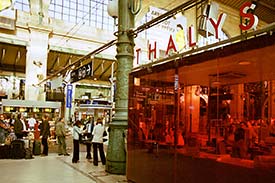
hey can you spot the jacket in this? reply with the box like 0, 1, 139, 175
92, 124, 105, 143
72, 125, 82, 140
55, 121, 66, 137
40, 120, 50, 138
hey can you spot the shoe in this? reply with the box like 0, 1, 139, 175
64, 153, 70, 156
72, 159, 79, 163
58, 153, 63, 156
40, 154, 47, 157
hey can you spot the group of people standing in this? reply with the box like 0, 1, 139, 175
0, 113, 51, 157
1, 113, 107, 166
72, 117, 106, 166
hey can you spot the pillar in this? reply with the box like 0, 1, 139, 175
25, 0, 51, 101
29, 0, 51, 25
25, 27, 51, 101
230, 84, 244, 121
184, 85, 200, 133
269, 81, 275, 119
105, 0, 135, 174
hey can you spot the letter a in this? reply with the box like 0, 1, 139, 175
166, 35, 177, 55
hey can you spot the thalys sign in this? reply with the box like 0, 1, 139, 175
135, 1, 259, 64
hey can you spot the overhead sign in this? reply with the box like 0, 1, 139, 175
70, 62, 93, 83
135, 2, 258, 66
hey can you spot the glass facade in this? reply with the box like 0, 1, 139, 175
49, 0, 114, 31
127, 26, 275, 183
14, 0, 30, 12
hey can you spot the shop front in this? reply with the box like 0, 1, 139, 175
127, 24, 275, 183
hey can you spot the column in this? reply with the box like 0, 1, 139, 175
270, 81, 275, 118
105, 0, 135, 174
29, 0, 51, 25
184, 85, 200, 133
25, 27, 50, 101
230, 84, 244, 121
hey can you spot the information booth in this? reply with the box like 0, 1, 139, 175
127, 25, 275, 183
74, 99, 112, 124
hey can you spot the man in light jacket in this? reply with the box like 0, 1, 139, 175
92, 118, 106, 166
55, 117, 69, 156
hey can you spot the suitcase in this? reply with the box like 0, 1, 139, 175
0, 145, 11, 159
33, 140, 41, 155
11, 140, 26, 159
25, 148, 33, 159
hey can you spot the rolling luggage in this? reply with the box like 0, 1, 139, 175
25, 148, 33, 159
33, 140, 41, 155
11, 140, 26, 159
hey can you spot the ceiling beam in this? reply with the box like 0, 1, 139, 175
49, 54, 60, 72
65, 55, 73, 66
0, 64, 25, 73
49, 45, 89, 55
93, 61, 103, 75
37, 39, 116, 85
0, 48, 5, 64
257, 0, 275, 11
99, 63, 112, 80
14, 50, 21, 64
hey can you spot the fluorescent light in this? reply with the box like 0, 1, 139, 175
238, 60, 251, 65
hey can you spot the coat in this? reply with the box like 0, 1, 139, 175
40, 119, 50, 138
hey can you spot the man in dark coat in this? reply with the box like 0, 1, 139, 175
14, 113, 27, 139
40, 114, 50, 156
83, 116, 94, 159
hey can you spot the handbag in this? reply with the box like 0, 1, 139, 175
79, 133, 91, 144
78, 133, 84, 143
103, 130, 108, 142
5, 136, 12, 145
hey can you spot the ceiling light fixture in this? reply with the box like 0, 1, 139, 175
212, 81, 221, 87
238, 60, 251, 65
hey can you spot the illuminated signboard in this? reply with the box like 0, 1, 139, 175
70, 63, 93, 83
134, 2, 258, 66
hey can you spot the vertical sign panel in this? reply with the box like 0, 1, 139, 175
66, 84, 73, 108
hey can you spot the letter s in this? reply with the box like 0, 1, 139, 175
239, 2, 258, 31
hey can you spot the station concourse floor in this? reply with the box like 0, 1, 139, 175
0, 152, 127, 183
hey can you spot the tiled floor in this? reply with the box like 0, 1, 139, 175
0, 152, 127, 183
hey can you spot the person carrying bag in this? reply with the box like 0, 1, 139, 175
72, 120, 82, 163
